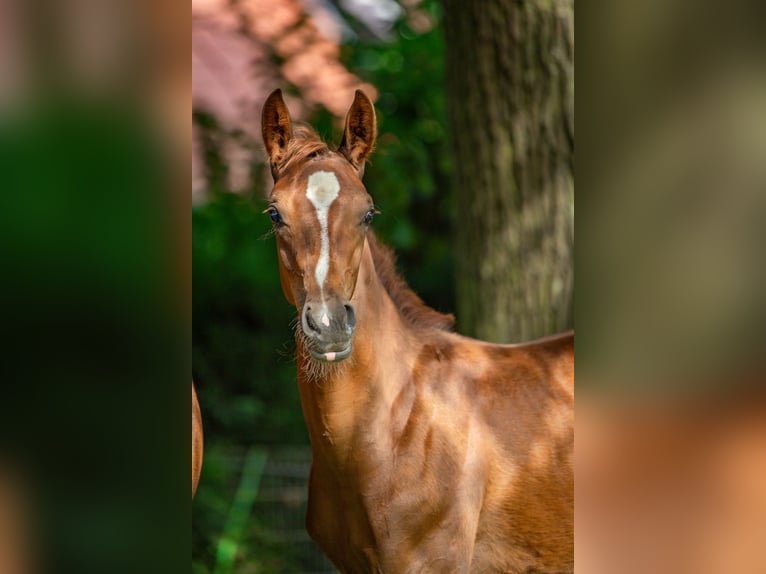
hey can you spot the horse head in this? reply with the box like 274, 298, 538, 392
261, 89, 377, 362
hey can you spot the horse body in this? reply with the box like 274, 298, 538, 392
261, 89, 573, 573
298, 240, 573, 573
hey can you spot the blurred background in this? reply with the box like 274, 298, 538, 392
191, 0, 573, 572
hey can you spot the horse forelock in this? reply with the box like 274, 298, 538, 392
276, 123, 333, 178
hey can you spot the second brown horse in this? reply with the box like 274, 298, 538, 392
192, 383, 203, 499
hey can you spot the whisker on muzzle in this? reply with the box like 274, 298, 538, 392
292, 318, 351, 384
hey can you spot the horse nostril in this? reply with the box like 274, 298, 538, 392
305, 308, 320, 334
344, 304, 356, 330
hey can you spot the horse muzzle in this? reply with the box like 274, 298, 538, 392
301, 300, 356, 362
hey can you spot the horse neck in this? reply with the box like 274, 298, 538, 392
296, 237, 419, 468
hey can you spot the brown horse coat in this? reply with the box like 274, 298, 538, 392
192, 382, 203, 499
262, 89, 573, 573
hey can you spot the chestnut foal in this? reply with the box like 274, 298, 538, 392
261, 89, 573, 573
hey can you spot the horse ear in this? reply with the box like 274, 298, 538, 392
339, 90, 377, 175
261, 89, 292, 180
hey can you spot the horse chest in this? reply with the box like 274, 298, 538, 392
308, 432, 484, 571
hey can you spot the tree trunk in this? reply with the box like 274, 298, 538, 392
442, 0, 574, 342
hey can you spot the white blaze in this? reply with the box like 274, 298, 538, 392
305, 171, 340, 292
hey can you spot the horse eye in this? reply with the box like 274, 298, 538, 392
363, 209, 376, 225
267, 207, 283, 227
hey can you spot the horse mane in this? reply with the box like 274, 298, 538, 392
367, 233, 455, 332
278, 123, 332, 176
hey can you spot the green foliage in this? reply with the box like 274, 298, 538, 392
193, 190, 304, 446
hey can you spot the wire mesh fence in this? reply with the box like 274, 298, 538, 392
254, 448, 337, 574
193, 445, 338, 574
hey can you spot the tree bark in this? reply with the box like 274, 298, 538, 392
442, 0, 574, 342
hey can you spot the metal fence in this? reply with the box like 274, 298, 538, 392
195, 445, 339, 574
253, 448, 337, 574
